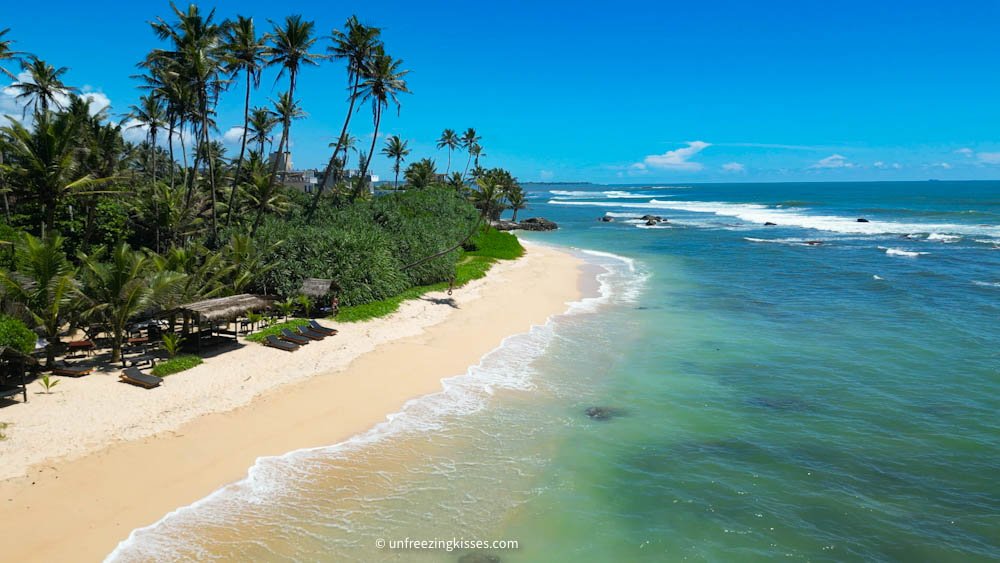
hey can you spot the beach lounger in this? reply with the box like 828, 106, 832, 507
295, 326, 326, 340
265, 335, 300, 352
51, 362, 93, 377
308, 320, 338, 335
279, 329, 310, 345
119, 367, 163, 389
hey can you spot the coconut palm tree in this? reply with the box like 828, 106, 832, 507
1, 112, 113, 235
77, 241, 183, 362
460, 128, 481, 179
247, 105, 277, 158
252, 91, 303, 234
264, 15, 321, 192
222, 15, 266, 229
127, 94, 166, 184
404, 158, 437, 189
311, 16, 382, 211
10, 57, 78, 117
356, 47, 409, 200
0, 28, 25, 80
506, 185, 527, 221
380, 135, 409, 189
436, 129, 459, 173
328, 132, 358, 172
470, 143, 484, 169
446, 171, 465, 193
0, 232, 79, 367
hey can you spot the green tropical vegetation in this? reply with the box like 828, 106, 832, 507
150, 354, 203, 376
0, 7, 533, 372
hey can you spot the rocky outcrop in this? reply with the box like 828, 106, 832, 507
585, 406, 619, 421
640, 215, 663, 222
490, 218, 558, 231
856, 218, 870, 223
764, 222, 777, 226
598, 216, 614, 222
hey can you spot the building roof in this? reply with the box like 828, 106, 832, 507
298, 278, 337, 298
174, 294, 274, 321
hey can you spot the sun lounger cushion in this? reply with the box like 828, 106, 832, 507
295, 327, 326, 340
280, 329, 310, 345
266, 335, 299, 351
308, 320, 337, 335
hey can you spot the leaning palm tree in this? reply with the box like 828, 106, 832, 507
10, 57, 78, 117
311, 16, 382, 212
470, 143, 484, 169
264, 15, 321, 193
252, 92, 304, 234
355, 46, 409, 200
0, 28, 25, 80
222, 15, 266, 229
0, 233, 79, 367
436, 129, 459, 173
380, 135, 410, 189
460, 128, 481, 179
77, 242, 183, 363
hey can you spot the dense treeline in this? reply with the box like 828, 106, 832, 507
0, 7, 529, 365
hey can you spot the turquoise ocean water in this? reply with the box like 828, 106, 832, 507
110, 181, 998, 562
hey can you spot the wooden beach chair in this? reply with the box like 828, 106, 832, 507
279, 329, 310, 345
265, 335, 299, 352
51, 362, 93, 377
294, 326, 326, 341
307, 320, 338, 336
119, 367, 163, 389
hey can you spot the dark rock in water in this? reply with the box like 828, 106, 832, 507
585, 406, 619, 420
490, 220, 520, 231
458, 553, 501, 563
598, 216, 614, 222
746, 397, 809, 411
805, 240, 823, 246
640, 214, 662, 222
764, 222, 777, 226
518, 217, 558, 231
645, 219, 658, 226
857, 218, 870, 223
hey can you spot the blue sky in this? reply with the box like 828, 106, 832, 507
3, 0, 1000, 183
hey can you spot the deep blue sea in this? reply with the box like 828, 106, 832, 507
110, 181, 999, 562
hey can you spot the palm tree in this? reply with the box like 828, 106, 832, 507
127, 94, 166, 184
0, 233, 79, 367
404, 158, 437, 189
264, 15, 321, 196
253, 92, 303, 234
10, 57, 78, 117
1, 112, 113, 235
356, 47, 409, 200
460, 128, 481, 179
78, 242, 183, 362
506, 185, 527, 221
436, 129, 459, 173
446, 171, 465, 193
222, 15, 266, 229
247, 106, 277, 158
470, 143, 484, 169
311, 16, 382, 211
0, 28, 25, 80
380, 135, 409, 189
328, 132, 358, 171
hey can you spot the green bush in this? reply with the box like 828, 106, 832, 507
0, 315, 36, 354
244, 319, 311, 343
151, 354, 203, 377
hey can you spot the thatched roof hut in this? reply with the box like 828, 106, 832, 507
298, 278, 337, 298
176, 294, 274, 321
0, 346, 35, 404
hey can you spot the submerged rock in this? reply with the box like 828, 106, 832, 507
640, 214, 663, 222
598, 216, 614, 222
857, 218, 870, 223
645, 219, 658, 226
585, 406, 619, 420
746, 397, 809, 411
805, 240, 823, 246
764, 221, 777, 226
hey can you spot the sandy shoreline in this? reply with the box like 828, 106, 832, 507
0, 241, 585, 562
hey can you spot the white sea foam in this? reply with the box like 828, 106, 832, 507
106, 247, 646, 562
879, 246, 928, 257
550, 199, 1000, 238
743, 237, 825, 246
873, 275, 884, 280
549, 190, 651, 199
972, 280, 1000, 288
927, 233, 962, 243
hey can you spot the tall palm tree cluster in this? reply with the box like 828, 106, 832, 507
0, 14, 524, 366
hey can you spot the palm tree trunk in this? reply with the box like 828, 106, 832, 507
167, 115, 176, 190
446, 150, 451, 174
225, 69, 253, 230
357, 106, 381, 201
256, 75, 296, 236
394, 162, 399, 189
201, 93, 218, 242
462, 152, 472, 180
309, 73, 361, 217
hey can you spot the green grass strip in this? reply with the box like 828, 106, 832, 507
244, 319, 311, 343
151, 354, 204, 377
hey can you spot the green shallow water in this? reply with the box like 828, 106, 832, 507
110, 181, 999, 562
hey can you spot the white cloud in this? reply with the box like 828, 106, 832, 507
721, 162, 745, 173
635, 141, 710, 171
928, 162, 952, 169
539, 169, 554, 180
955, 147, 974, 157
976, 152, 1000, 164
810, 154, 854, 169
872, 161, 903, 170
222, 126, 246, 144
1, 72, 111, 124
